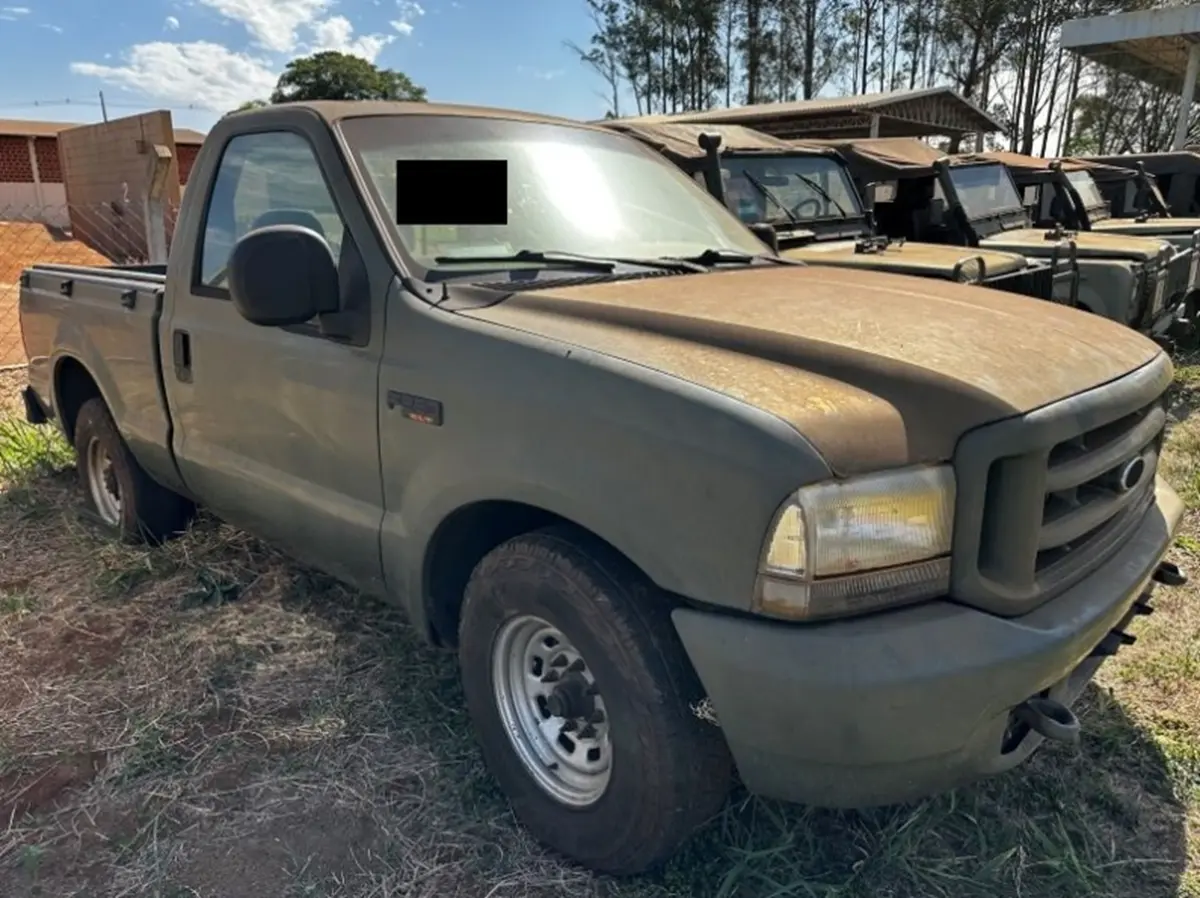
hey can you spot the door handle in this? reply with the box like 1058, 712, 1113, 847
172, 329, 192, 383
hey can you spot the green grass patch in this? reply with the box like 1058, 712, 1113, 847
0, 418, 73, 483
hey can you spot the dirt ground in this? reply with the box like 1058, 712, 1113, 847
0, 365, 1198, 898
0, 223, 112, 367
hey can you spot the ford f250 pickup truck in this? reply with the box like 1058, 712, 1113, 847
17, 101, 1189, 875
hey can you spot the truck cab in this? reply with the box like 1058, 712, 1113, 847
1084, 150, 1200, 217
601, 119, 1078, 303
826, 137, 1186, 341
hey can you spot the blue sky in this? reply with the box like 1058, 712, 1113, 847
0, 0, 610, 133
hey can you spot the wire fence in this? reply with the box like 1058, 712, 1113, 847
0, 202, 178, 367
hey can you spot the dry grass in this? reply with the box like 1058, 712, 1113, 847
0, 364, 1198, 897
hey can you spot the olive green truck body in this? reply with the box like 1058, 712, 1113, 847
17, 101, 1188, 874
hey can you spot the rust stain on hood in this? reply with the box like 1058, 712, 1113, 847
458, 265, 1163, 475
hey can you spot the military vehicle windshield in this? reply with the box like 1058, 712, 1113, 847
720, 154, 863, 226
1066, 170, 1109, 217
947, 163, 1025, 220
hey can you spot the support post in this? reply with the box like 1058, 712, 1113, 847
1174, 41, 1200, 150
142, 143, 173, 265
869, 114, 881, 138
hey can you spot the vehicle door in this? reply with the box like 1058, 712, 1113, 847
161, 126, 387, 594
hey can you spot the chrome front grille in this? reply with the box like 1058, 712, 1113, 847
950, 354, 1173, 616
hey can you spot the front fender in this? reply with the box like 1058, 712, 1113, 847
1075, 259, 1137, 323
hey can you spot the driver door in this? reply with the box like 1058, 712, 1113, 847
161, 129, 386, 594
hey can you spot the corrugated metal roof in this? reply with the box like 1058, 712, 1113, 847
604, 88, 1004, 138
0, 118, 207, 144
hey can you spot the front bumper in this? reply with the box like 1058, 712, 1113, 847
672, 478, 1186, 809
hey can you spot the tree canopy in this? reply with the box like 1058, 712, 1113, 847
267, 51, 427, 104
567, 0, 1188, 155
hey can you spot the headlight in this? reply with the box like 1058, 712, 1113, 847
954, 257, 983, 284
755, 465, 955, 621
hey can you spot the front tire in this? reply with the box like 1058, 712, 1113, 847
73, 397, 193, 543
458, 527, 732, 874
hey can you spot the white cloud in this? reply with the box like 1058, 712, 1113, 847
70, 41, 278, 111
165, 15, 180, 30
307, 15, 391, 62
518, 65, 563, 82
39, 22, 61, 32
196, 0, 328, 53
390, 0, 423, 36
2, 6, 31, 14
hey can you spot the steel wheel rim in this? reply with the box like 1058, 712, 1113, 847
491, 614, 612, 807
86, 437, 121, 526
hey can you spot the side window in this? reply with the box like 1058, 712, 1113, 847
198, 131, 345, 289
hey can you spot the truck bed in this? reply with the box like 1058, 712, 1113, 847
19, 261, 181, 496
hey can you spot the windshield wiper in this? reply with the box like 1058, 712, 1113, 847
667, 248, 802, 267
740, 170, 800, 225
790, 171, 851, 219
434, 249, 707, 274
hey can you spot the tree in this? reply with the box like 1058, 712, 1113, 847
270, 51, 427, 103
235, 99, 269, 112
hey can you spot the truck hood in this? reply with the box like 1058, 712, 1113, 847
982, 227, 1169, 262
781, 239, 1027, 279
1092, 217, 1200, 238
457, 265, 1161, 475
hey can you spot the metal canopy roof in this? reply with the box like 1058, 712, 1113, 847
1060, 5, 1200, 93
602, 88, 1004, 141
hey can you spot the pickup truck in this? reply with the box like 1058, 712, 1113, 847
17, 100, 1189, 875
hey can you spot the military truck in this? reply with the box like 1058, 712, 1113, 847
601, 119, 1078, 303
979, 150, 1200, 256
1084, 151, 1200, 216
824, 137, 1186, 341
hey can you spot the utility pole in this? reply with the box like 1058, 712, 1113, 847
99, 91, 109, 122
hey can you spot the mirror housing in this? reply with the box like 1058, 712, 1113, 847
229, 225, 340, 327
749, 222, 780, 254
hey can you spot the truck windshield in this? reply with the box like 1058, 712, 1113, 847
1066, 170, 1108, 212
948, 164, 1025, 219
720, 154, 862, 225
338, 115, 767, 270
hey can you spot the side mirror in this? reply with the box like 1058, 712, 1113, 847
228, 225, 339, 327
748, 222, 780, 254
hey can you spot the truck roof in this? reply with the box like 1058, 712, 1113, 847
224, 99, 603, 132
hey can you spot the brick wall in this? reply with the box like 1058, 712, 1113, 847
34, 137, 62, 182
0, 136, 34, 183
177, 143, 199, 185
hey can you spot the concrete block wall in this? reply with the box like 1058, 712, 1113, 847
58, 111, 183, 261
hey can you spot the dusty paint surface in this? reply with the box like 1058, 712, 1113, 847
462, 265, 1162, 473
783, 240, 1026, 278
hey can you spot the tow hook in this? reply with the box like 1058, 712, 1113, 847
1014, 697, 1081, 746
1153, 560, 1188, 587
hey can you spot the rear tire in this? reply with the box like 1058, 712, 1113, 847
73, 398, 193, 544
458, 526, 732, 875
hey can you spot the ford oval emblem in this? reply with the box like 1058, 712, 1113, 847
1117, 455, 1147, 493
